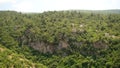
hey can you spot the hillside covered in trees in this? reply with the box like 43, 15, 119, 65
0, 10, 120, 68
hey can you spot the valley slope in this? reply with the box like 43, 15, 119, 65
0, 10, 120, 68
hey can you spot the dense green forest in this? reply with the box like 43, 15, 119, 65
0, 10, 120, 68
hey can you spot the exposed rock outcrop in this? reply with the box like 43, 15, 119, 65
58, 40, 69, 50
93, 41, 108, 49
29, 40, 69, 54
29, 41, 55, 53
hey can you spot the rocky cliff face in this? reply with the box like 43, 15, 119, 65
28, 40, 108, 54
29, 40, 69, 54
93, 41, 108, 49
